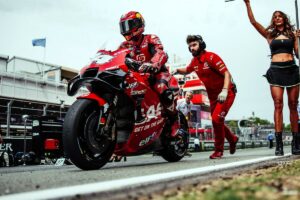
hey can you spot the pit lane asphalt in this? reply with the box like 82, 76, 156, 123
0, 146, 293, 197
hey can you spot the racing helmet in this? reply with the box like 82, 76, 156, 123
119, 11, 145, 41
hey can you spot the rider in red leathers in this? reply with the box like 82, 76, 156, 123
118, 11, 178, 132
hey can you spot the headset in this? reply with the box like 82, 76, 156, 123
188, 35, 206, 52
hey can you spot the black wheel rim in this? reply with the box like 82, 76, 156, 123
173, 132, 187, 156
77, 107, 114, 161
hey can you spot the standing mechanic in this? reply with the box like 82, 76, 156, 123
174, 35, 238, 159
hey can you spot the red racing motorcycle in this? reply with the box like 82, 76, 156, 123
64, 48, 189, 170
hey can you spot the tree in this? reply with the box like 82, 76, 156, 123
228, 120, 238, 128
248, 117, 272, 126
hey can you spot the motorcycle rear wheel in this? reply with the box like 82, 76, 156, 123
63, 99, 116, 170
160, 130, 188, 162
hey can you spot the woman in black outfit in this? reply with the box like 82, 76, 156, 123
244, 0, 300, 156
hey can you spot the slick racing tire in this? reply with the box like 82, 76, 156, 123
160, 129, 188, 162
63, 99, 116, 170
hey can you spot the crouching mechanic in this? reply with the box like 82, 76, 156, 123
118, 11, 179, 134
175, 35, 239, 159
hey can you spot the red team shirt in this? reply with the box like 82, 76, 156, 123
186, 51, 234, 100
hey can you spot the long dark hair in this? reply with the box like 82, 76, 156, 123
266, 11, 295, 40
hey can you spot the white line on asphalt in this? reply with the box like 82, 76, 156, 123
0, 154, 290, 200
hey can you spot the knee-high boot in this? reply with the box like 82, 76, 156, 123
275, 132, 284, 156
291, 132, 300, 155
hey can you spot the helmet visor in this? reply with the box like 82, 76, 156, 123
120, 18, 143, 35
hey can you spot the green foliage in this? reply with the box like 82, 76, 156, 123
283, 124, 291, 131
228, 120, 238, 128
247, 116, 292, 131
248, 117, 271, 125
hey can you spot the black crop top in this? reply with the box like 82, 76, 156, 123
270, 38, 294, 56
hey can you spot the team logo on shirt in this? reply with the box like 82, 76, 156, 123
203, 62, 209, 69
216, 61, 222, 66
219, 64, 225, 71
215, 60, 226, 71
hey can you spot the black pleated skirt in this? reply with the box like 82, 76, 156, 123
264, 60, 300, 87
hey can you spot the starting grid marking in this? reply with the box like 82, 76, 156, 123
0, 154, 291, 200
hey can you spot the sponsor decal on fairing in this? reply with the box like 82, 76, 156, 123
139, 131, 157, 147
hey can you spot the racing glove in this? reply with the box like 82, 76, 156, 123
139, 63, 158, 73
217, 88, 228, 103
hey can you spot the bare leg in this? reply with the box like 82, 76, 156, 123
287, 85, 299, 132
270, 86, 284, 132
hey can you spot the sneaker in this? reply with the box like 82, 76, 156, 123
230, 137, 239, 154
209, 151, 223, 159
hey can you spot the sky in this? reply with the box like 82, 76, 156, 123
0, 0, 299, 124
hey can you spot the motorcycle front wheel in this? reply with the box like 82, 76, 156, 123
63, 99, 116, 170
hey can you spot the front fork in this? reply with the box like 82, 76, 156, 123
97, 95, 118, 141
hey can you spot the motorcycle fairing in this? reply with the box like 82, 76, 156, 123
77, 93, 107, 107
67, 49, 130, 96
114, 72, 166, 154
66, 48, 175, 155
67, 68, 127, 96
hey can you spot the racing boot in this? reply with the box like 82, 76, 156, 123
160, 88, 178, 137
291, 132, 300, 155
275, 132, 284, 156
